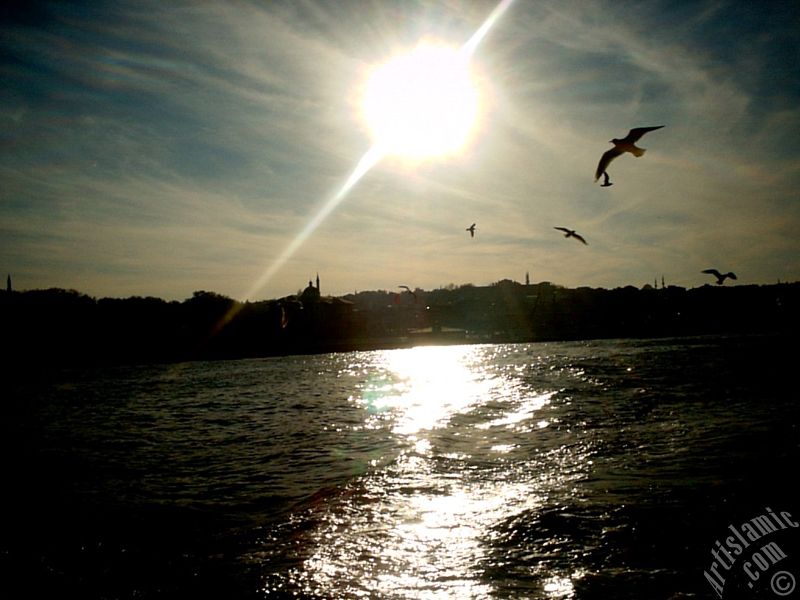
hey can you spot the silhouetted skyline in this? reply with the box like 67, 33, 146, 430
4, 278, 798, 366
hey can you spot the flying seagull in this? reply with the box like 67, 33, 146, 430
702, 269, 737, 285
600, 171, 613, 187
466, 223, 476, 238
595, 126, 664, 183
398, 285, 417, 301
554, 227, 588, 245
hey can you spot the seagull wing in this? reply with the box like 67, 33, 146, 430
702, 269, 722, 277
595, 147, 623, 181
624, 125, 664, 143
573, 232, 588, 245
727, 272, 737, 280
554, 227, 570, 234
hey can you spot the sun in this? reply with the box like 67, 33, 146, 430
361, 44, 480, 160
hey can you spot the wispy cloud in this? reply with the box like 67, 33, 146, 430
1, 0, 798, 299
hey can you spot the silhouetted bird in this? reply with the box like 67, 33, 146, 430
702, 269, 737, 285
398, 285, 417, 300
554, 227, 588, 245
466, 223, 476, 238
595, 126, 664, 183
600, 171, 613, 187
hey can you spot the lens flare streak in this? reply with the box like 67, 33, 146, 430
242, 146, 384, 301
462, 0, 515, 58
243, 0, 515, 300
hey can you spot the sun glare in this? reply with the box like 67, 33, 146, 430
237, 0, 514, 301
361, 44, 480, 159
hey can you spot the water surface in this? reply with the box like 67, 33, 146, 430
2, 335, 797, 598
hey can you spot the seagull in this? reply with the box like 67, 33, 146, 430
600, 171, 613, 187
595, 126, 664, 183
702, 269, 737, 285
398, 285, 416, 297
466, 223, 476, 238
554, 227, 588, 245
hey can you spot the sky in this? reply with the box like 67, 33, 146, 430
2, 0, 799, 301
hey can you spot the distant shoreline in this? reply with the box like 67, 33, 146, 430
3, 281, 798, 368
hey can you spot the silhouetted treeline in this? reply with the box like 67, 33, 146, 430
2, 281, 798, 367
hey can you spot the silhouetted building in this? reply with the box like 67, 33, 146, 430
3, 275, 797, 366
300, 279, 320, 304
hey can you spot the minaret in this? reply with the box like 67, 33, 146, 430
525, 271, 530, 286
316, 272, 320, 294
6, 274, 10, 293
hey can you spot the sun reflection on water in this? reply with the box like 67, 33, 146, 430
542, 572, 585, 598
360, 345, 497, 436
267, 344, 594, 598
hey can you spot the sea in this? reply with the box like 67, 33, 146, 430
2, 334, 798, 599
